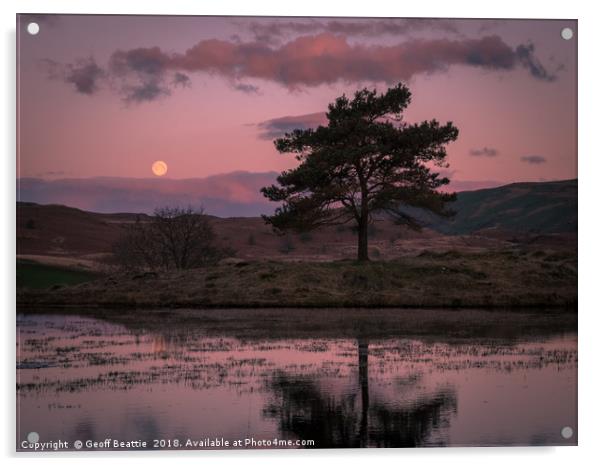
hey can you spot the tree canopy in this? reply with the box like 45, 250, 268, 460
261, 83, 459, 261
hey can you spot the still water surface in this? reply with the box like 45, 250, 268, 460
17, 308, 577, 449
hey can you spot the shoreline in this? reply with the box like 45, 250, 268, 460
16, 299, 578, 311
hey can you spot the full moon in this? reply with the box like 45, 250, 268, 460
152, 160, 168, 177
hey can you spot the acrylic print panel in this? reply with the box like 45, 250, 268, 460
16, 14, 577, 451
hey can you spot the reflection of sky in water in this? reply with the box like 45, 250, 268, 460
16, 312, 577, 449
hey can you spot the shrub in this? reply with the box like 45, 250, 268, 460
112, 206, 231, 271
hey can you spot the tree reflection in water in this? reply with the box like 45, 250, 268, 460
264, 338, 457, 448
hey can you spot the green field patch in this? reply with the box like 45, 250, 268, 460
17, 261, 100, 289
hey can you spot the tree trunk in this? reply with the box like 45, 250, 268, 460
357, 338, 369, 447
357, 214, 369, 262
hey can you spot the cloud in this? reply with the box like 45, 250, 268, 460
515, 43, 556, 82
17, 172, 281, 217
108, 46, 176, 103
520, 155, 547, 164
46, 33, 556, 102
165, 34, 548, 86
173, 72, 192, 87
233, 82, 261, 94
469, 147, 499, 157
256, 112, 328, 139
122, 80, 170, 103
246, 18, 460, 44
476, 20, 503, 33
43, 57, 105, 95
16, 171, 510, 215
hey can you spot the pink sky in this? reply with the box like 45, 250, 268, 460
17, 15, 576, 186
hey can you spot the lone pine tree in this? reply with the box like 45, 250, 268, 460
261, 83, 459, 261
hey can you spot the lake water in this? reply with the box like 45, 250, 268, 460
16, 308, 577, 450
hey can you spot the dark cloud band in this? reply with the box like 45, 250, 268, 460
256, 112, 328, 140
469, 147, 499, 157
43, 57, 105, 95
44, 33, 556, 103
245, 18, 460, 44
521, 155, 547, 164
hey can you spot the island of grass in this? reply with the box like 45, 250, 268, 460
17, 248, 576, 309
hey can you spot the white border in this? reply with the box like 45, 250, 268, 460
3, 1, 601, 465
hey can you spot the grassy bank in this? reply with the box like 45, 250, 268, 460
17, 248, 577, 309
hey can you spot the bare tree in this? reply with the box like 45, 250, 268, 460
113, 206, 230, 271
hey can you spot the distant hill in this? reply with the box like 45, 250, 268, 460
17, 202, 146, 259
416, 179, 577, 235
16, 179, 577, 265
16, 202, 437, 262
